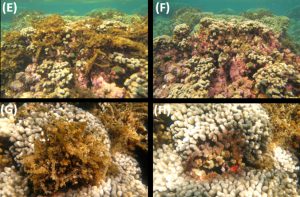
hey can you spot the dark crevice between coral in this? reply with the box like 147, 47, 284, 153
159, 114, 173, 129
0, 137, 15, 169
224, 62, 232, 83
135, 146, 148, 185
73, 102, 97, 111
27, 181, 35, 197
0, 136, 13, 149
297, 153, 300, 188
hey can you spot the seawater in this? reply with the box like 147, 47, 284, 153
155, 0, 299, 15
1, 0, 147, 29
154, 0, 300, 17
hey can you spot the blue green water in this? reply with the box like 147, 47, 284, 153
1, 0, 147, 23
154, 0, 300, 16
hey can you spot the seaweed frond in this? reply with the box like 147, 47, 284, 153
262, 104, 300, 149
91, 103, 148, 153
21, 119, 112, 195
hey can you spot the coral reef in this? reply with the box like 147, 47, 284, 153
154, 7, 202, 37
217, 8, 236, 15
1, 10, 148, 98
287, 20, 300, 55
87, 9, 125, 20
241, 8, 274, 20
172, 8, 203, 29
154, 14, 300, 98
153, 17, 174, 38
0, 103, 148, 196
288, 6, 300, 20
154, 104, 300, 196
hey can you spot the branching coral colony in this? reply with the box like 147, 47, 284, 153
154, 104, 300, 196
0, 10, 148, 98
154, 9, 300, 98
0, 103, 148, 196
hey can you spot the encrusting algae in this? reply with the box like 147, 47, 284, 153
1, 10, 148, 98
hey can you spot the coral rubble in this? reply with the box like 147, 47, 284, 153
1, 10, 148, 98
0, 103, 148, 196
154, 10, 300, 98
154, 104, 300, 196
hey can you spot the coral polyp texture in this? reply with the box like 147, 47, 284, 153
0, 103, 148, 196
154, 104, 300, 196
154, 9, 300, 98
1, 10, 148, 98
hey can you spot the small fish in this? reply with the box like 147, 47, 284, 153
229, 165, 239, 173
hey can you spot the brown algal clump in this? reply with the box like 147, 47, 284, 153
91, 103, 148, 153
248, 104, 300, 170
262, 104, 300, 149
21, 120, 112, 195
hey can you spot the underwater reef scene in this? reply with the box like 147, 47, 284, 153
154, 104, 300, 196
154, 3, 300, 98
0, 102, 148, 196
1, 6, 148, 98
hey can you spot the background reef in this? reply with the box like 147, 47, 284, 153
154, 104, 300, 196
1, 9, 148, 98
154, 6, 300, 98
0, 102, 148, 196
